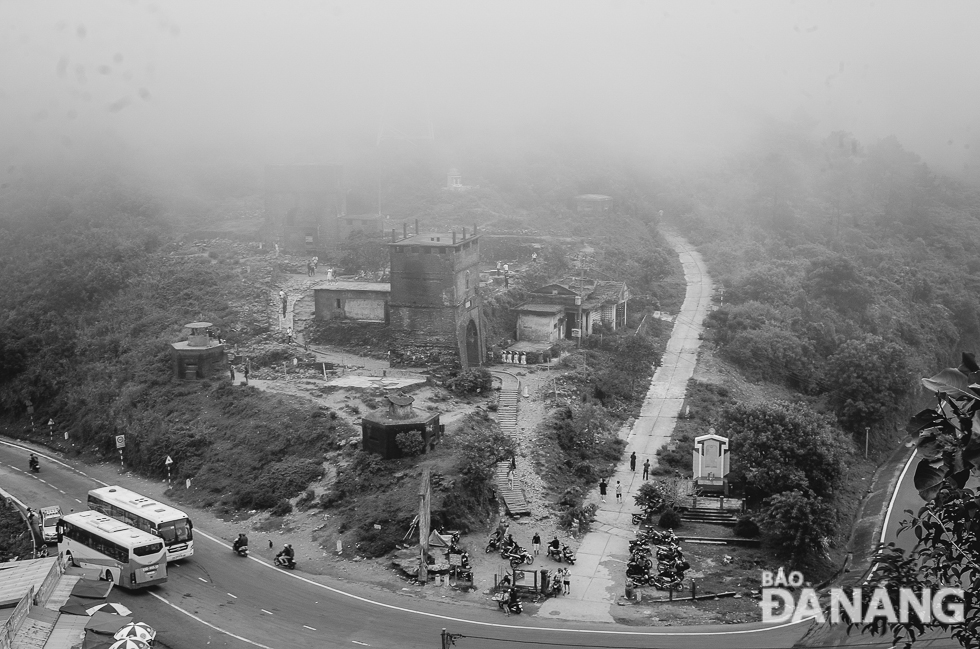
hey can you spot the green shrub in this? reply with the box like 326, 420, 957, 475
445, 368, 492, 395
270, 499, 293, 517
295, 489, 316, 510
395, 430, 426, 456
658, 507, 682, 529
733, 516, 760, 538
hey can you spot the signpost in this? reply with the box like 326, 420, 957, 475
48, 419, 54, 440
26, 400, 34, 435
165, 455, 174, 487
115, 435, 126, 469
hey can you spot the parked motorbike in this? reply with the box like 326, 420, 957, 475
505, 547, 534, 569
498, 598, 523, 615
651, 574, 683, 591
274, 555, 296, 570
486, 535, 502, 554
560, 544, 576, 565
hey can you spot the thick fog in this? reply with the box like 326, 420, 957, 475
1, 0, 979, 175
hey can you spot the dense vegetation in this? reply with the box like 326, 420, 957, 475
0, 501, 34, 562
671, 128, 980, 447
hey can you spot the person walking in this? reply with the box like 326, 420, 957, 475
599, 478, 607, 503
630, 452, 637, 472
287, 327, 293, 344
243, 363, 250, 386
532, 532, 541, 556
615, 481, 623, 504
562, 567, 571, 594
643, 459, 650, 480
229, 365, 236, 383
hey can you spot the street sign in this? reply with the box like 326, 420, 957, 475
115, 435, 126, 449
571, 328, 581, 338
165, 456, 174, 466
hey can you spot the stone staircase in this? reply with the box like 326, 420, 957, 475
494, 387, 529, 516
679, 507, 739, 526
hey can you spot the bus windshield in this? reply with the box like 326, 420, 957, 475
133, 542, 164, 557
158, 519, 191, 544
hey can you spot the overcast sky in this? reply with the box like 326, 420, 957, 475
1, 0, 978, 175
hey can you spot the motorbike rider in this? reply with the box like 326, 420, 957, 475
29, 453, 39, 470
276, 543, 295, 566
233, 533, 248, 552
505, 587, 520, 615
548, 536, 561, 557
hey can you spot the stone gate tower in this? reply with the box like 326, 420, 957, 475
387, 224, 485, 369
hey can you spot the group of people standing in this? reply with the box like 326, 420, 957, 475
598, 452, 652, 503
306, 257, 319, 277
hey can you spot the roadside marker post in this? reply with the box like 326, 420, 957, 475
115, 435, 126, 469
165, 455, 174, 487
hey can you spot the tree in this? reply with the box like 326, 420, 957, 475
855, 353, 980, 648
632, 480, 676, 514
720, 401, 851, 501
825, 334, 911, 433
758, 489, 836, 563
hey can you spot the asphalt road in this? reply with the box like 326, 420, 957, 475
0, 439, 823, 649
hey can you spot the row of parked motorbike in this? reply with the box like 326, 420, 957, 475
486, 534, 575, 568
626, 528, 689, 590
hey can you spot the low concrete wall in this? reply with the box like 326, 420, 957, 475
0, 587, 33, 649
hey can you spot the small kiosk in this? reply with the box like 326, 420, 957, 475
170, 322, 226, 380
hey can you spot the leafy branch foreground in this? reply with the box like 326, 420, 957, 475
859, 353, 980, 649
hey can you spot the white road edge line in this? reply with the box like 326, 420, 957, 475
2, 434, 816, 638
866, 449, 918, 585
194, 528, 815, 636
148, 592, 275, 649
0, 439, 108, 486
303, 626, 316, 631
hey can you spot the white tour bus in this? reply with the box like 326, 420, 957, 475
57, 511, 167, 589
87, 485, 194, 561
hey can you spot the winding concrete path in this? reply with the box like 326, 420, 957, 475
537, 230, 720, 622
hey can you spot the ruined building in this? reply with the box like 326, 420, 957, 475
387, 223, 485, 369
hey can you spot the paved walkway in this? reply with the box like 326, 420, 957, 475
537, 231, 714, 622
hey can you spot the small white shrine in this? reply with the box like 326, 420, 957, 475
692, 429, 730, 495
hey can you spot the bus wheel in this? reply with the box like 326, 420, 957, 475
65, 551, 75, 567
104, 570, 113, 583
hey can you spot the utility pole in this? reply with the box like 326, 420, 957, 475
418, 467, 431, 585
865, 428, 870, 458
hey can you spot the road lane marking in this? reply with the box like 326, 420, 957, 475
4, 436, 814, 640
198, 577, 208, 583
75, 499, 82, 504
38, 479, 46, 483
260, 609, 273, 615
0, 440, 108, 486
148, 592, 274, 649
58, 489, 65, 494
227, 593, 237, 599
194, 527, 815, 636
351, 642, 369, 646
303, 626, 316, 631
